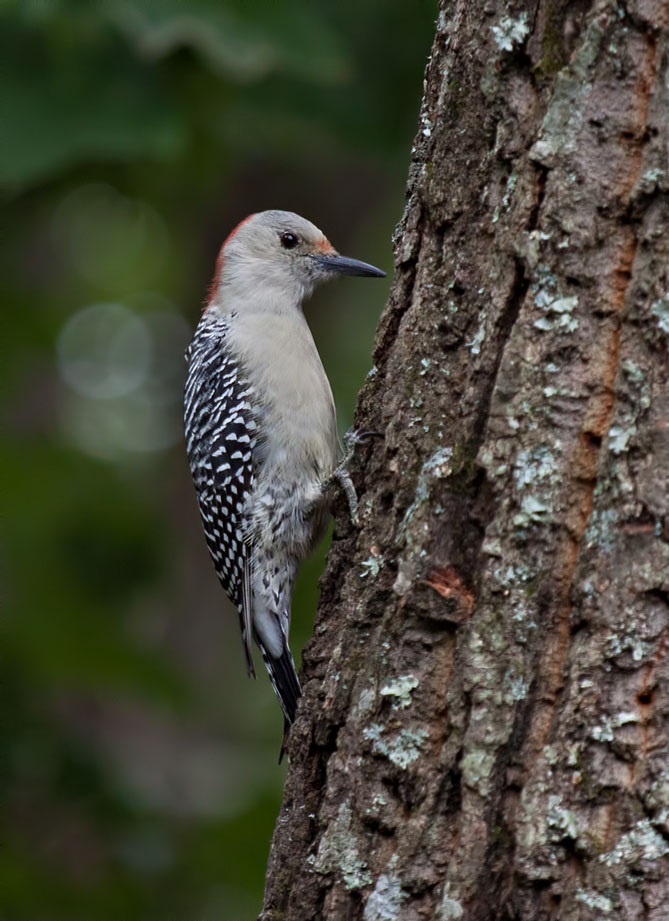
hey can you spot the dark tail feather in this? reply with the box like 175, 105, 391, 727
262, 647, 301, 764
260, 642, 302, 725
279, 716, 291, 764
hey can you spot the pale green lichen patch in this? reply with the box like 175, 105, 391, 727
532, 288, 579, 333
484, 549, 541, 640
546, 794, 580, 842
457, 606, 532, 793
515, 746, 568, 856
502, 667, 528, 702
360, 554, 384, 579
399, 447, 453, 535
436, 883, 464, 920
650, 293, 669, 335
514, 493, 551, 527
645, 769, 669, 822
622, 359, 644, 384
513, 445, 556, 489
531, 16, 604, 163
363, 723, 428, 769
608, 422, 636, 454
575, 889, 614, 914
467, 314, 487, 355
491, 13, 529, 52
380, 674, 419, 709
461, 749, 497, 796
640, 166, 664, 190
622, 360, 651, 409
363, 855, 407, 921
592, 711, 644, 743
512, 445, 560, 528
583, 506, 620, 554
600, 819, 669, 867
515, 229, 549, 268
313, 799, 373, 890
591, 721, 614, 743
605, 631, 651, 663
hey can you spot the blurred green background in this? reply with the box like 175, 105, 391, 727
1, 1, 434, 918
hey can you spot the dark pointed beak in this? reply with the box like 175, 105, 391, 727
311, 253, 386, 278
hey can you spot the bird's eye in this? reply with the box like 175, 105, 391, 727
280, 231, 299, 249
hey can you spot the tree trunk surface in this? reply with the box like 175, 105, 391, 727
261, 2, 669, 919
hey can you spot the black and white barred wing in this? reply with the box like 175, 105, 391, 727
184, 323, 257, 675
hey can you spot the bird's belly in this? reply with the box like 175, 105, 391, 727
249, 464, 329, 560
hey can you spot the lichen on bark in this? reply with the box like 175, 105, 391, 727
261, 2, 669, 919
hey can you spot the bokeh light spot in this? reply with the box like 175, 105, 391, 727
57, 301, 151, 399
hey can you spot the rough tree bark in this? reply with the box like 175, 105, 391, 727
261, 2, 669, 919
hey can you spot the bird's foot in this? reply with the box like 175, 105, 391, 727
333, 464, 359, 525
326, 428, 381, 526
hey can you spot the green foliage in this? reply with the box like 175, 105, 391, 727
2, 1, 435, 917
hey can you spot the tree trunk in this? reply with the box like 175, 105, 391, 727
261, 2, 669, 919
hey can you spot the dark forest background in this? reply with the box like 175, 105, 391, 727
1, 2, 435, 918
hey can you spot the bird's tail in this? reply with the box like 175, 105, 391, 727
253, 567, 300, 759
259, 641, 302, 726
279, 716, 291, 765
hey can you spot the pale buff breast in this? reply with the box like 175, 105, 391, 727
227, 310, 339, 482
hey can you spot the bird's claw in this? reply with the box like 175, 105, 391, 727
343, 427, 382, 452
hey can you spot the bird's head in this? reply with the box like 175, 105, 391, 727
207, 210, 386, 313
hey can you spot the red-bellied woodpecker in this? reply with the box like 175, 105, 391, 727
184, 210, 385, 743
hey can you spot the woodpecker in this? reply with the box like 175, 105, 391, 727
184, 210, 385, 742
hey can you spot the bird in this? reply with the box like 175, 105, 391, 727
184, 210, 385, 746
